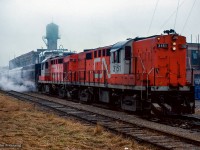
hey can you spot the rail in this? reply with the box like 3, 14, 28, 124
6, 90, 200, 150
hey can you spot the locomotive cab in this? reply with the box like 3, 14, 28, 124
110, 40, 140, 111
39, 59, 50, 82
38, 59, 51, 93
110, 39, 133, 75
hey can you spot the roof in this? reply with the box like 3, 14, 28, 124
110, 35, 158, 52
41, 58, 48, 63
110, 39, 133, 52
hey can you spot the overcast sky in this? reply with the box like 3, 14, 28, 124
0, 0, 199, 66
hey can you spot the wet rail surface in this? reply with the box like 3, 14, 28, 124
6, 91, 200, 150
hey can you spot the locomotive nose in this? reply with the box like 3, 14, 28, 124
154, 35, 186, 87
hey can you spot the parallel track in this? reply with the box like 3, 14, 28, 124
6, 91, 200, 150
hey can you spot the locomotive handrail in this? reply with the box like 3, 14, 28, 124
191, 68, 194, 86
93, 70, 95, 85
88, 71, 90, 85
187, 56, 192, 70
104, 70, 107, 85
147, 67, 154, 100
138, 56, 146, 100
138, 56, 146, 72
70, 71, 72, 83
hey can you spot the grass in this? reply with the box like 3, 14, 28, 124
0, 92, 155, 150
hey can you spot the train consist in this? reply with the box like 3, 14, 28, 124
36, 30, 195, 115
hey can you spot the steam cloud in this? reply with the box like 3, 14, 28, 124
0, 67, 36, 92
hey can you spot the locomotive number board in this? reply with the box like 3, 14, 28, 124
157, 44, 168, 48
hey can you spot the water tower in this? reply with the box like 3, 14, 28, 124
43, 23, 60, 50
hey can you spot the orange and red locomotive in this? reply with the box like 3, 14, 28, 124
37, 30, 195, 115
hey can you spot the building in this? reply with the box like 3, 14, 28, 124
187, 43, 200, 70
9, 51, 40, 69
187, 43, 200, 100
9, 22, 69, 69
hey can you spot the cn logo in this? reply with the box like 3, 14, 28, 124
94, 58, 111, 78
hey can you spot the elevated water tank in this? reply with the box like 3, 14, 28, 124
45, 23, 60, 50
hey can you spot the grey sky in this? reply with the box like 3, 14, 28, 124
0, 0, 199, 66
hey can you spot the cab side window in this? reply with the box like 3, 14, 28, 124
125, 46, 131, 60
113, 50, 120, 63
45, 62, 48, 69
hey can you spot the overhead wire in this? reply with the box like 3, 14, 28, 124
174, 0, 180, 30
181, 0, 197, 33
147, 0, 159, 35
156, 0, 186, 34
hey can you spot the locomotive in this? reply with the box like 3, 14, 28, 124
37, 30, 195, 115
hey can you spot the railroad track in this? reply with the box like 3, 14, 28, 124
180, 114, 200, 122
6, 90, 200, 150
148, 114, 200, 133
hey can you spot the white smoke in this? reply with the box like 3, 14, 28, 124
0, 67, 36, 92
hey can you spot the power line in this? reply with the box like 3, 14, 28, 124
147, 0, 159, 35
174, 0, 180, 29
156, 0, 186, 34
181, 0, 197, 33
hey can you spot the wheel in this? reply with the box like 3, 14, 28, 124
58, 87, 66, 98
79, 89, 92, 103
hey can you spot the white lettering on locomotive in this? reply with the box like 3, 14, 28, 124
94, 58, 111, 78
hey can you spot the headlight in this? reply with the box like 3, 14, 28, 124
172, 47, 176, 51
172, 42, 176, 46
